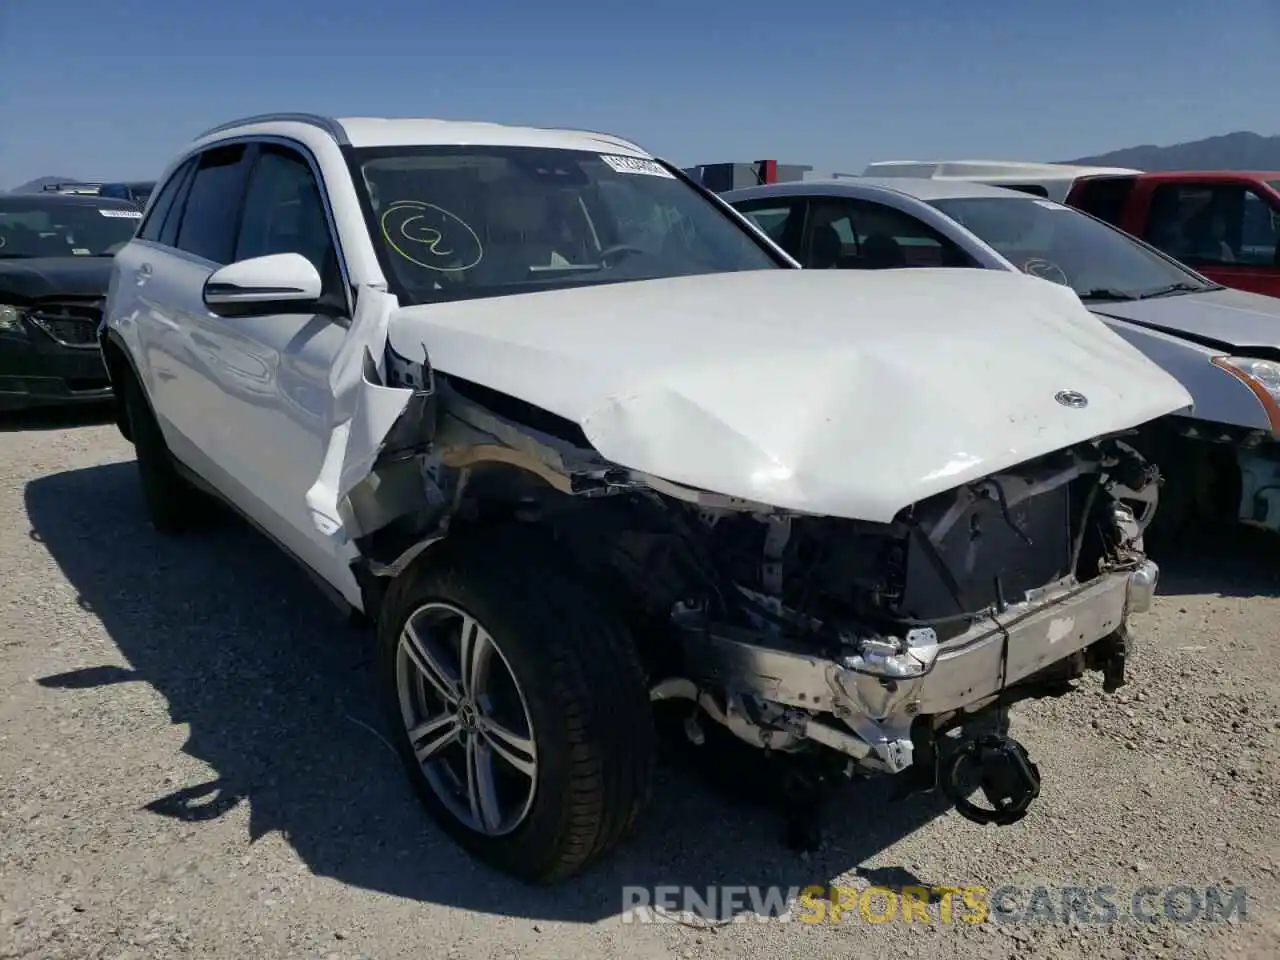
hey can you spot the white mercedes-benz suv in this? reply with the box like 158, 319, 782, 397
100, 113, 1191, 883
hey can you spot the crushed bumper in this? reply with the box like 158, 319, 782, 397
680, 560, 1158, 773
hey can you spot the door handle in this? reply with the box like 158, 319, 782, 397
135, 262, 153, 285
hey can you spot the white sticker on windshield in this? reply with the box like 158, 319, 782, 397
72, 248, 91, 256
600, 154, 675, 178
98, 208, 142, 218
1033, 199, 1067, 210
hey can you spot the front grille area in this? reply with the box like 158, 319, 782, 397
29, 298, 103, 349
899, 481, 1074, 624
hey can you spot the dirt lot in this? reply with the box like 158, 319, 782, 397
2, 406, 1279, 960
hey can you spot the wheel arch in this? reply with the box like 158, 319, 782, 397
99, 327, 145, 443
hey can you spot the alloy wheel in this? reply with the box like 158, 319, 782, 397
395, 601, 539, 836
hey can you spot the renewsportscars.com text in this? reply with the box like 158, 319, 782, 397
620, 884, 1249, 925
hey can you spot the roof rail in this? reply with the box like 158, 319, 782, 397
192, 113, 349, 145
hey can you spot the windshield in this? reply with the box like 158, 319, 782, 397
353, 145, 782, 304
0, 200, 141, 258
928, 196, 1214, 300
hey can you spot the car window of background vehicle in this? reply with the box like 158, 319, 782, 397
0, 199, 140, 258
804, 199, 974, 270
931, 196, 1212, 298
738, 204, 794, 243
1068, 176, 1136, 226
1142, 183, 1279, 268
355, 145, 781, 305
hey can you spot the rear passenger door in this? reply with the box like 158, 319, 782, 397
133, 144, 254, 472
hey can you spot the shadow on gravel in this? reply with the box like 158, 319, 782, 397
1151, 524, 1280, 599
26, 461, 953, 923
0, 401, 114, 433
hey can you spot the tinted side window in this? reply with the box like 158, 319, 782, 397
173, 145, 249, 264
731, 199, 803, 257
1240, 190, 1280, 266
234, 144, 337, 282
136, 159, 195, 243
1144, 183, 1260, 267
805, 199, 976, 269
1070, 176, 1136, 225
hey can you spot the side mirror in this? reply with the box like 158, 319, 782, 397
203, 252, 326, 318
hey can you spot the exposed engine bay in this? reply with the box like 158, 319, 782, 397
346, 360, 1164, 839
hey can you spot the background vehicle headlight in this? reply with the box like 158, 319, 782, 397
1212, 356, 1280, 433
0, 304, 28, 336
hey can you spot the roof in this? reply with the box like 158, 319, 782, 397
723, 176, 1037, 203
193, 112, 652, 157
862, 160, 1142, 180
1126, 170, 1280, 184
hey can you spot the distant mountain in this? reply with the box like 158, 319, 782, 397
1066, 131, 1280, 171
9, 175, 83, 193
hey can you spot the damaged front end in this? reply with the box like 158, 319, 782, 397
650, 438, 1160, 827
332, 337, 1163, 834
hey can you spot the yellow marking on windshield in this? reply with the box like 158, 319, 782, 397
379, 200, 483, 272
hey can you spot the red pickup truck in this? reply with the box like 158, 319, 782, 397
1064, 171, 1280, 297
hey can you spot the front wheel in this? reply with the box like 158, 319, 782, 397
377, 526, 656, 883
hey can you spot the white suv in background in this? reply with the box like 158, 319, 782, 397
100, 113, 1188, 883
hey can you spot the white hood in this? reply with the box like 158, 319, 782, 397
385, 268, 1192, 523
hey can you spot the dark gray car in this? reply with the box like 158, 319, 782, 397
723, 177, 1280, 543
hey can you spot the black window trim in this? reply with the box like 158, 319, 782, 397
137, 156, 195, 243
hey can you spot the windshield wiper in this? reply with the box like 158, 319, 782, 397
1137, 282, 1204, 299
1078, 287, 1138, 301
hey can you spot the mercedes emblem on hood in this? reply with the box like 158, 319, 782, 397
1054, 390, 1088, 409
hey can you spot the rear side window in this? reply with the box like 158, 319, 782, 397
1070, 176, 1136, 226
136, 159, 195, 243
173, 145, 249, 264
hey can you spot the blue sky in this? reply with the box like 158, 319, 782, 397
1, 0, 1277, 187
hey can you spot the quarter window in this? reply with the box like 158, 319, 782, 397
172, 145, 249, 264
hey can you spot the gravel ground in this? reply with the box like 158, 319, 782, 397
2, 405, 1278, 960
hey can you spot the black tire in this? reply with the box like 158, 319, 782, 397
119, 371, 208, 535
378, 525, 656, 884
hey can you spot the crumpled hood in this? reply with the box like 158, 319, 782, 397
1091, 286, 1280, 351
387, 268, 1192, 522
0, 257, 113, 301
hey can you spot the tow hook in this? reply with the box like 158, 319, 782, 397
939, 733, 1042, 826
